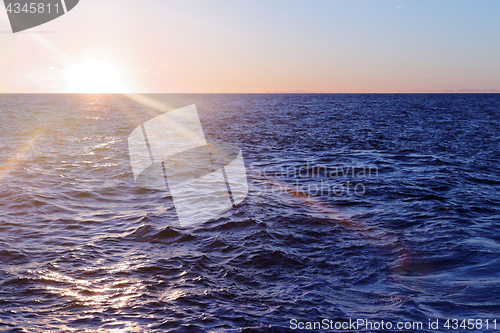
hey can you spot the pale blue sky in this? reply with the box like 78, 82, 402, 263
0, 0, 499, 92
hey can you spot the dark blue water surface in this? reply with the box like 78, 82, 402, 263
0, 94, 499, 332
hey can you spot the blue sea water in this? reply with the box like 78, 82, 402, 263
0, 93, 499, 332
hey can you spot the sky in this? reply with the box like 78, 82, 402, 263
0, 0, 499, 93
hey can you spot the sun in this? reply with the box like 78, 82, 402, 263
68, 59, 125, 93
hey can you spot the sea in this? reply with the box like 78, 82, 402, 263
0, 93, 499, 332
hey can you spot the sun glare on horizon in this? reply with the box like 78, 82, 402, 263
68, 59, 125, 93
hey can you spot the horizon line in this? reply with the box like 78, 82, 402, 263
1, 91, 500, 95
